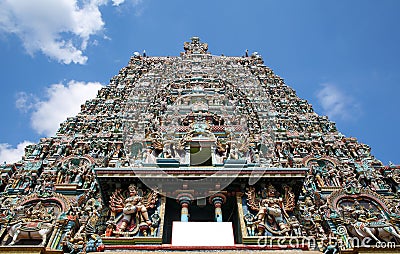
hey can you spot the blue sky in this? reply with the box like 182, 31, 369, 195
0, 0, 399, 164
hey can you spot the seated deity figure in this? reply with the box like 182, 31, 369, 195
174, 141, 189, 165
214, 139, 226, 164
228, 143, 239, 160
143, 148, 157, 164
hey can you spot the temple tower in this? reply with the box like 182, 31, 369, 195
0, 37, 399, 253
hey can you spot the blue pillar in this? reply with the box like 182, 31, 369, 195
180, 201, 190, 222
178, 196, 192, 222
211, 196, 224, 222
214, 202, 223, 222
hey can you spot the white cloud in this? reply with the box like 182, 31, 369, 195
0, 141, 34, 164
0, 0, 109, 64
112, 0, 144, 16
316, 83, 360, 121
112, 0, 126, 6
112, 0, 142, 6
15, 92, 38, 113
17, 80, 103, 136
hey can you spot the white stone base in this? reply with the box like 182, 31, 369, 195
171, 221, 235, 246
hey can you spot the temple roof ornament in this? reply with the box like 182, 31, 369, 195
183, 36, 209, 54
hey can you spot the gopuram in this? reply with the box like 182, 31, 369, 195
0, 37, 399, 254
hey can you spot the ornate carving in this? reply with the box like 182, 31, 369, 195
326, 188, 400, 244
245, 184, 295, 236
1, 37, 399, 252
2, 193, 71, 246
107, 184, 159, 237
183, 36, 209, 54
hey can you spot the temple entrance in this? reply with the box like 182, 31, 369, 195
162, 196, 241, 244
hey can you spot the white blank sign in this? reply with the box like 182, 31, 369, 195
171, 221, 235, 246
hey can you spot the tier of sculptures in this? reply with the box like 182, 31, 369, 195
0, 37, 398, 253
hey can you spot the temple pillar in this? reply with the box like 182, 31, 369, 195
209, 193, 226, 222
180, 201, 190, 222
177, 193, 193, 222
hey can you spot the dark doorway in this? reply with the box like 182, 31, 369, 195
162, 198, 181, 244
189, 203, 215, 222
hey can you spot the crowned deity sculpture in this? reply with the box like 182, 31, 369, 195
246, 184, 292, 236
108, 184, 158, 236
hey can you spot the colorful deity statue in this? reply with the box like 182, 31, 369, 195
343, 203, 400, 243
108, 184, 158, 236
246, 184, 292, 236
6, 199, 60, 246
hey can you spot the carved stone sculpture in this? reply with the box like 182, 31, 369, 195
108, 184, 158, 236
